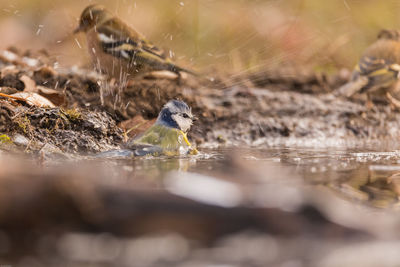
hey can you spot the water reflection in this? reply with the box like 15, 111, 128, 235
4, 148, 400, 266
102, 148, 400, 209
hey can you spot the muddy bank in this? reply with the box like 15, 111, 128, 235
0, 48, 399, 153
0, 103, 122, 154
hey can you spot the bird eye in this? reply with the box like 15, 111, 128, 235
182, 113, 190, 119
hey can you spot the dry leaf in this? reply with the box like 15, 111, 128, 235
37, 86, 66, 106
11, 92, 55, 108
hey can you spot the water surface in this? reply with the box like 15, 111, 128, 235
98, 147, 400, 209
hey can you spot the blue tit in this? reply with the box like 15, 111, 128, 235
127, 100, 198, 156
74, 5, 196, 81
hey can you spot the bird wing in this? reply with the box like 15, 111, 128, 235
338, 39, 400, 97
95, 18, 196, 74
128, 125, 183, 149
125, 124, 194, 156
129, 144, 164, 156
130, 124, 163, 146
125, 125, 163, 156
356, 55, 400, 93
356, 55, 399, 77
96, 17, 167, 62
338, 55, 400, 97
356, 39, 400, 93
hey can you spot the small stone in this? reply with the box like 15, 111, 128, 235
13, 134, 29, 147
40, 143, 62, 155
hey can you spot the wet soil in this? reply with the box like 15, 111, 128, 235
0, 47, 399, 153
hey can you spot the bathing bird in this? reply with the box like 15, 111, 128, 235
127, 100, 198, 156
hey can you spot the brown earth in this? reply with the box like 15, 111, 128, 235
0, 47, 400, 154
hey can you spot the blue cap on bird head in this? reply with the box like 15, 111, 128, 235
156, 100, 194, 132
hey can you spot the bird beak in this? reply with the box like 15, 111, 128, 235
192, 116, 198, 122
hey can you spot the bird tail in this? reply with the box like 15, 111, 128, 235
335, 75, 369, 97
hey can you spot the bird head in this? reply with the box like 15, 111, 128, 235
156, 100, 195, 133
377, 29, 400, 41
74, 4, 112, 33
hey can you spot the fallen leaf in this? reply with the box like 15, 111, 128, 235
11, 92, 55, 108
37, 86, 66, 106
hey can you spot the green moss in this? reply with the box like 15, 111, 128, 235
60, 109, 82, 121
16, 116, 30, 134
216, 135, 227, 144
0, 134, 12, 144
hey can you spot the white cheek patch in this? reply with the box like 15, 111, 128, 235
172, 114, 192, 132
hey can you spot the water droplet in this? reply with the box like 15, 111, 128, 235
74, 38, 82, 49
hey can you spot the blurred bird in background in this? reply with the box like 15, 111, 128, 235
74, 4, 196, 83
127, 100, 198, 156
337, 29, 400, 108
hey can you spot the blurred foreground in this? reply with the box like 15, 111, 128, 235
1, 148, 400, 266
